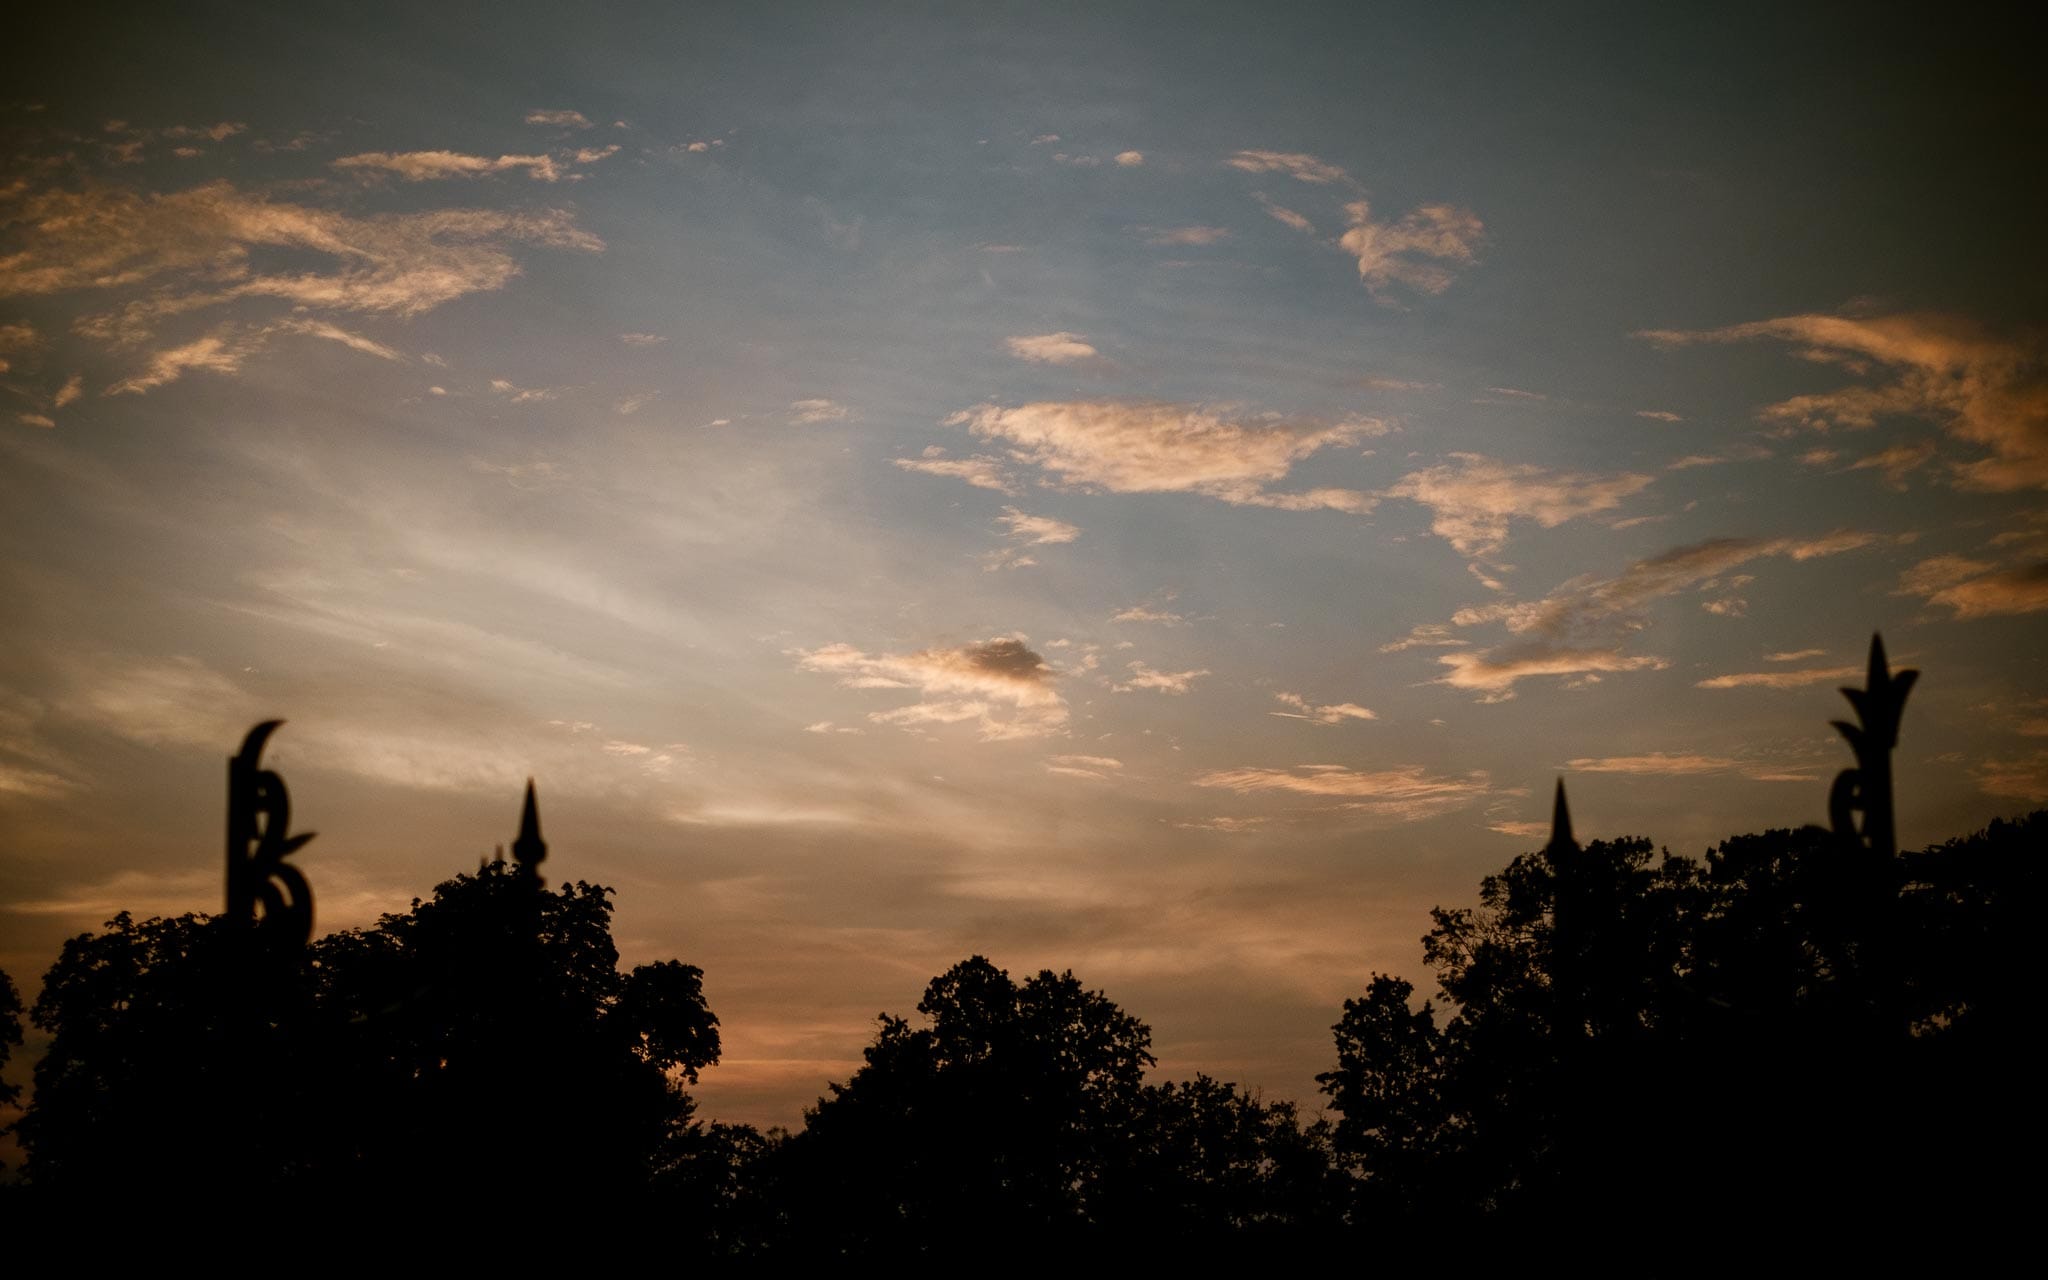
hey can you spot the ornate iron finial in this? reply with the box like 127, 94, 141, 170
226, 721, 316, 944
511, 779, 547, 870
1828, 633, 1917, 859
1546, 778, 1576, 859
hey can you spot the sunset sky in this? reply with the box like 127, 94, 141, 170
3, 3, 2043, 1129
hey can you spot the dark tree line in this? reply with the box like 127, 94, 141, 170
1, 808, 2040, 1259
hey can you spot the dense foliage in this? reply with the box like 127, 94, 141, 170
2, 809, 2039, 1258
16, 860, 718, 1209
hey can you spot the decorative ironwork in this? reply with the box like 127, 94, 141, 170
1828, 633, 1917, 859
226, 720, 316, 944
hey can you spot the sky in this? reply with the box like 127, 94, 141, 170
2, 2, 2044, 1130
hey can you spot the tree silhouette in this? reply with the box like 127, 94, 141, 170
778, 955, 1154, 1253
17, 858, 722, 1214
1319, 809, 2048, 1258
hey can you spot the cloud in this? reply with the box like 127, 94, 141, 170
1112, 606, 1185, 626
1045, 754, 1123, 780
526, 109, 593, 128
1384, 453, 1654, 555
1113, 662, 1208, 694
1141, 226, 1231, 247
162, 122, 247, 142
1846, 439, 1938, 489
620, 332, 667, 346
1271, 692, 1376, 724
334, 150, 566, 182
1224, 150, 1351, 185
1194, 763, 1490, 820
1114, 151, 1144, 167
1636, 410, 1683, 422
790, 398, 849, 423
276, 318, 406, 361
1339, 200, 1485, 296
1403, 532, 1888, 698
797, 636, 1067, 740
108, 330, 255, 393
995, 508, 1080, 546
489, 378, 555, 403
1975, 751, 2048, 803
1696, 665, 1863, 689
103, 317, 405, 394
1437, 647, 1670, 699
614, 392, 658, 415
1006, 332, 1098, 364
1379, 623, 1468, 653
1565, 753, 1736, 775
1565, 752, 1815, 782
893, 450, 1015, 493
1767, 649, 1827, 662
17, 413, 56, 428
949, 400, 1381, 513
0, 179, 601, 352
1637, 312, 2048, 491
1898, 556, 2048, 618
985, 507, 1080, 571
1254, 194, 1315, 233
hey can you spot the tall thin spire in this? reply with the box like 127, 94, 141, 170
1546, 778, 1576, 859
511, 778, 547, 869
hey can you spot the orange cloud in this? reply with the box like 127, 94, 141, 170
951, 400, 1381, 512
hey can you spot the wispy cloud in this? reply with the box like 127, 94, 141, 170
1045, 753, 1123, 780
1406, 532, 1888, 698
1636, 410, 1683, 422
1224, 150, 1351, 185
1112, 605, 1185, 626
893, 448, 1015, 493
1697, 665, 1862, 690
1141, 226, 1231, 247
1194, 763, 1490, 820
1254, 194, 1315, 233
334, 150, 570, 182
1896, 555, 2048, 618
790, 398, 849, 423
1565, 752, 1808, 781
1006, 332, 1098, 363
1114, 150, 1144, 167
797, 636, 1067, 740
995, 508, 1080, 546
490, 378, 556, 403
1333, 199, 1488, 297
525, 109, 592, 128
0, 179, 601, 369
1271, 692, 1376, 724
1385, 453, 1653, 555
985, 507, 1080, 570
949, 400, 1382, 512
1113, 662, 1208, 694
1637, 312, 2048, 491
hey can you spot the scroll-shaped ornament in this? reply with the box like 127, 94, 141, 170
226, 720, 316, 945
1828, 634, 1917, 859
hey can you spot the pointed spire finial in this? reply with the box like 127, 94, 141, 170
511, 778, 547, 869
1547, 778, 1576, 859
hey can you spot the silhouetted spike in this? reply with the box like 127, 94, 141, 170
511, 779, 547, 868
1547, 778, 1576, 857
